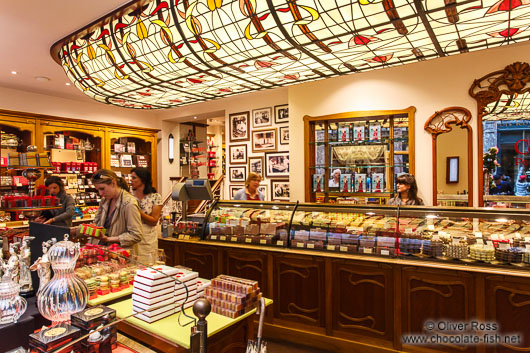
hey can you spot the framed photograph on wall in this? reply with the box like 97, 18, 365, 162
229, 166, 247, 183
265, 151, 289, 178
229, 111, 250, 142
447, 156, 459, 183
252, 129, 277, 153
258, 184, 269, 201
229, 185, 244, 198
229, 144, 247, 164
271, 180, 290, 201
274, 104, 289, 124
248, 156, 264, 176
252, 107, 272, 128
279, 126, 289, 145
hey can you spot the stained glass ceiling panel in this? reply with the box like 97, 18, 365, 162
52, 0, 530, 109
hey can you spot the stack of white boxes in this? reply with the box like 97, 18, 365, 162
196, 278, 211, 298
132, 265, 199, 323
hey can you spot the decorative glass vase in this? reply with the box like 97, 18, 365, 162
0, 276, 27, 324
37, 235, 89, 324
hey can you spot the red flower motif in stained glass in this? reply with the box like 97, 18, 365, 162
488, 28, 521, 37
219, 88, 233, 92
254, 60, 276, 69
349, 35, 379, 47
187, 77, 205, 84
487, 0, 530, 13
284, 73, 300, 80
366, 54, 393, 63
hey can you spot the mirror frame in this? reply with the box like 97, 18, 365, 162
469, 62, 530, 206
425, 107, 473, 206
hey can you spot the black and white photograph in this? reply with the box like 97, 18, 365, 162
229, 111, 250, 142
229, 166, 247, 182
252, 128, 277, 153
258, 184, 269, 201
274, 104, 289, 124
279, 126, 289, 145
229, 185, 244, 198
248, 156, 264, 176
252, 107, 272, 128
265, 151, 289, 178
229, 144, 247, 164
271, 180, 290, 201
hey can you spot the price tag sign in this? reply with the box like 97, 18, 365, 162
327, 245, 336, 251
515, 233, 522, 239
427, 225, 435, 231
260, 239, 267, 244
363, 248, 372, 254
474, 232, 483, 238
277, 241, 284, 246
297, 242, 304, 248
211, 235, 217, 240
499, 234, 505, 240
491, 234, 499, 240
307, 243, 315, 249
525, 237, 530, 243
0, 223, 6, 228
486, 240, 494, 247
381, 249, 390, 256
245, 238, 252, 243
405, 228, 413, 234
184, 235, 191, 240
22, 221, 29, 225
178, 234, 185, 240
231, 237, 238, 242
220, 236, 226, 241
340, 246, 348, 252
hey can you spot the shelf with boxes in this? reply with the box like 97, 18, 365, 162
305, 107, 415, 204
109, 134, 153, 186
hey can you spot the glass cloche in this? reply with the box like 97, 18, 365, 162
0, 275, 27, 324
37, 235, 88, 324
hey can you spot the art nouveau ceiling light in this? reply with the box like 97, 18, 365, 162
51, 0, 530, 109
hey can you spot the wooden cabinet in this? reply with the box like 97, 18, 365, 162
160, 239, 530, 353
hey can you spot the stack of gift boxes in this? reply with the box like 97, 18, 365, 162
79, 224, 107, 238
204, 275, 261, 319
196, 278, 211, 298
132, 265, 199, 323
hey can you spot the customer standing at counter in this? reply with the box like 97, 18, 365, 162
35, 176, 75, 226
131, 167, 162, 264
233, 173, 265, 201
388, 174, 424, 205
73, 169, 145, 257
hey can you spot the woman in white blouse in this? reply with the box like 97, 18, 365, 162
130, 167, 162, 265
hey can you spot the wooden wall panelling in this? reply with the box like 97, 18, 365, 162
331, 259, 394, 348
223, 248, 269, 298
158, 239, 176, 266
178, 244, 219, 279
401, 266, 476, 353
485, 275, 530, 353
273, 253, 326, 331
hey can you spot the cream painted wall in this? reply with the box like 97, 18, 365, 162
289, 41, 530, 206
158, 121, 180, 198
436, 128, 469, 195
0, 86, 161, 129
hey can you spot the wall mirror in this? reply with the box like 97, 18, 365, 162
469, 62, 530, 207
425, 107, 473, 206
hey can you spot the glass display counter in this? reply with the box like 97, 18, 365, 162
203, 200, 530, 270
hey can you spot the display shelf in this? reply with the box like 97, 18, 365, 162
88, 286, 132, 306
310, 164, 409, 169
310, 137, 408, 145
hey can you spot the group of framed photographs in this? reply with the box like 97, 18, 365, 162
229, 105, 289, 143
228, 104, 289, 201
229, 151, 289, 182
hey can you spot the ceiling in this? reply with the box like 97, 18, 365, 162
0, 1, 128, 103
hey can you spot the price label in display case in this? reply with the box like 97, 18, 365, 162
245, 238, 252, 243
277, 241, 284, 247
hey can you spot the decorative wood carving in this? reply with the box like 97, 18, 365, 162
274, 256, 325, 327
424, 107, 473, 206
180, 245, 217, 279
332, 261, 393, 340
224, 249, 268, 297
402, 268, 475, 353
485, 277, 530, 352
469, 62, 530, 206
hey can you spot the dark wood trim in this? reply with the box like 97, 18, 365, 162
0, 108, 160, 133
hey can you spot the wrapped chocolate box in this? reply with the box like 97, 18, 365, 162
71, 305, 116, 334
29, 323, 81, 353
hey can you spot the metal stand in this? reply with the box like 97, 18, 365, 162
190, 298, 211, 353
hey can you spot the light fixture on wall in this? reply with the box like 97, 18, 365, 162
168, 133, 174, 163
51, 0, 530, 109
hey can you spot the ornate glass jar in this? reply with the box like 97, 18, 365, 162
0, 276, 27, 324
37, 235, 89, 324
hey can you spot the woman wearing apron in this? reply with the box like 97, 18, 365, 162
130, 167, 162, 265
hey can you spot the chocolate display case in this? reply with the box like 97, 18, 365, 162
203, 200, 530, 270
204, 201, 295, 247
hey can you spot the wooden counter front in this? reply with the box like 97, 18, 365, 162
159, 238, 530, 353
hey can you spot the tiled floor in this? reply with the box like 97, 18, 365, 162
118, 334, 334, 353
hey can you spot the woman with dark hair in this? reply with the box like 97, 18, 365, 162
73, 169, 144, 256
388, 174, 424, 205
35, 176, 75, 226
131, 167, 162, 264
